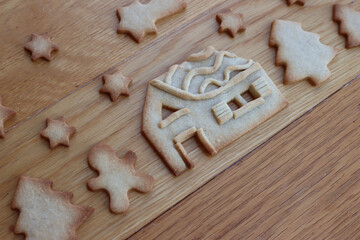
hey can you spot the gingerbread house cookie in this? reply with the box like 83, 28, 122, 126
142, 46, 288, 176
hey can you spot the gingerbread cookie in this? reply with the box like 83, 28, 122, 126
286, 0, 306, 6
117, 0, 187, 43
100, 70, 132, 102
333, 4, 360, 48
12, 176, 93, 240
24, 33, 58, 61
0, 95, 16, 138
87, 144, 154, 213
216, 10, 246, 38
40, 117, 76, 149
270, 19, 337, 86
142, 46, 288, 175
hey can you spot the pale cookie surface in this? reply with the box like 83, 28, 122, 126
270, 19, 337, 86
287, 0, 306, 6
142, 46, 288, 176
216, 10, 246, 38
100, 70, 132, 102
333, 4, 360, 48
117, 0, 186, 43
12, 176, 93, 240
24, 33, 58, 61
0, 95, 16, 138
88, 144, 154, 213
40, 117, 76, 149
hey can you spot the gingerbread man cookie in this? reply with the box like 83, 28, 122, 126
88, 144, 154, 213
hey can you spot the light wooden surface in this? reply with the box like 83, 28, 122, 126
130, 76, 360, 240
0, 0, 223, 125
0, 0, 359, 239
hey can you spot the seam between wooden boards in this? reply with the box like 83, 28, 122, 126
5, 1, 224, 134
1, 1, 359, 239
127, 74, 360, 239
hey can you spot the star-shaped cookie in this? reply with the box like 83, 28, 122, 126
87, 144, 154, 213
12, 176, 93, 240
117, 0, 187, 43
270, 19, 337, 86
286, 0, 306, 6
333, 4, 360, 49
216, 10, 246, 38
40, 117, 76, 149
24, 33, 58, 61
100, 70, 132, 102
0, 95, 16, 138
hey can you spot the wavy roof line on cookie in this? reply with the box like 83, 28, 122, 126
152, 46, 255, 97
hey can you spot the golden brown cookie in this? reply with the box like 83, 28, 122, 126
12, 176, 93, 240
24, 33, 58, 61
40, 117, 76, 149
87, 144, 154, 213
333, 4, 360, 49
0, 95, 16, 138
142, 46, 288, 175
117, 0, 187, 43
270, 19, 337, 86
216, 10, 246, 38
100, 70, 132, 102
287, 0, 306, 6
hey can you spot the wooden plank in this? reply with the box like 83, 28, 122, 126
130, 77, 360, 240
0, 0, 359, 239
0, 0, 225, 125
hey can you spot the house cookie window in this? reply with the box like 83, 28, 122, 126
212, 77, 273, 125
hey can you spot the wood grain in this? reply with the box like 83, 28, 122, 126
0, 0, 359, 239
0, 0, 224, 126
130, 77, 360, 240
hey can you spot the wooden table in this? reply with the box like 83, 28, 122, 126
1, 0, 359, 239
